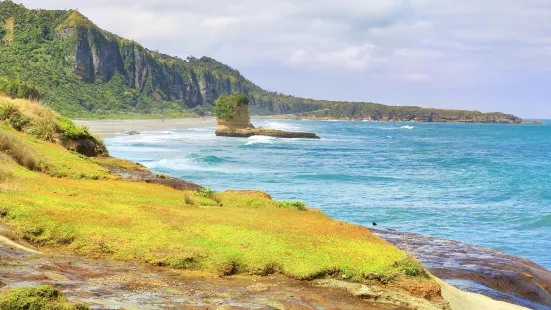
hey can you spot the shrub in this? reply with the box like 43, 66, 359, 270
0, 285, 89, 310
184, 192, 195, 205
215, 93, 249, 121
200, 187, 214, 198
0, 131, 38, 170
397, 255, 428, 278
277, 200, 307, 211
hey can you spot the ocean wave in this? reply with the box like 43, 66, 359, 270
401, 125, 414, 130
187, 153, 227, 165
263, 121, 302, 131
246, 136, 278, 145
146, 157, 261, 174
188, 127, 214, 132
525, 214, 551, 228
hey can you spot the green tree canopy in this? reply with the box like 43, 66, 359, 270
215, 93, 249, 121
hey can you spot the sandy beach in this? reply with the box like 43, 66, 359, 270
75, 118, 216, 138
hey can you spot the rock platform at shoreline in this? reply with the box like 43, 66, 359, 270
372, 228, 551, 310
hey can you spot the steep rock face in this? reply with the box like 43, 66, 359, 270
216, 104, 252, 131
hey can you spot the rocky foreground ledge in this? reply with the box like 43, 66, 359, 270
371, 228, 551, 310
215, 93, 320, 139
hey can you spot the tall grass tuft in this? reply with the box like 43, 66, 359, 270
0, 131, 38, 170
0, 154, 14, 182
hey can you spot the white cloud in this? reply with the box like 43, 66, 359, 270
12, 0, 551, 116
400, 73, 431, 82
286, 44, 387, 71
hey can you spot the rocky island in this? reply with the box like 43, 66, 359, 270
215, 93, 320, 139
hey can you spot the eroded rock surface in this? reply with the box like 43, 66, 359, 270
371, 228, 551, 310
0, 242, 428, 310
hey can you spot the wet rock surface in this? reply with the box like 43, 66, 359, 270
103, 164, 202, 192
371, 228, 551, 310
0, 243, 414, 310
216, 128, 320, 139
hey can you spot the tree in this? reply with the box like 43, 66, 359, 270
215, 93, 249, 121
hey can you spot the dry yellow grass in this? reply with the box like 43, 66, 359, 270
0, 130, 37, 170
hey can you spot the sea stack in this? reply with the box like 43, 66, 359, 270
215, 93, 320, 139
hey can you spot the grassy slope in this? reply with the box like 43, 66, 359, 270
0, 100, 430, 287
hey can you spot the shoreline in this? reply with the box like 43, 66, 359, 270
0, 215, 531, 310
75, 119, 551, 309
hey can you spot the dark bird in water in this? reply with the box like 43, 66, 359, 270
372, 222, 377, 227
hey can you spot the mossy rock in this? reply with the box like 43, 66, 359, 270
0, 285, 89, 310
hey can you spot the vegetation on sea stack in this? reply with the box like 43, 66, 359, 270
215, 93, 249, 121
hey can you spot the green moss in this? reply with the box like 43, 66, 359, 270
0, 285, 89, 310
56, 117, 88, 139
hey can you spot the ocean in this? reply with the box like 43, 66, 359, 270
102, 119, 551, 270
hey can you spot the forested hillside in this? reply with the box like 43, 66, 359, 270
0, 1, 523, 122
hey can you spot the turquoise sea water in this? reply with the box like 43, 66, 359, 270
105, 120, 551, 270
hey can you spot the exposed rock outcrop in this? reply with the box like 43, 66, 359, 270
215, 96, 319, 139
372, 228, 551, 310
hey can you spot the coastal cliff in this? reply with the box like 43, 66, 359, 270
0, 1, 523, 122
215, 94, 320, 139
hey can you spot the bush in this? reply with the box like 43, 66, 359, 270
0, 78, 40, 100
277, 201, 307, 211
0, 285, 89, 310
0, 131, 38, 170
200, 187, 214, 198
397, 255, 428, 277
215, 93, 249, 121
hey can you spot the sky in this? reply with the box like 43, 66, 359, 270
15, 0, 551, 118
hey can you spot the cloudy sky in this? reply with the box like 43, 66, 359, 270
17, 0, 551, 117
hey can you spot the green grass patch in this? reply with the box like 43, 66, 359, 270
0, 123, 432, 288
0, 285, 88, 310
277, 201, 307, 211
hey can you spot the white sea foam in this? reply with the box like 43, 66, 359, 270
401, 125, 414, 130
188, 127, 214, 132
263, 121, 302, 131
246, 136, 277, 145
147, 157, 262, 174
